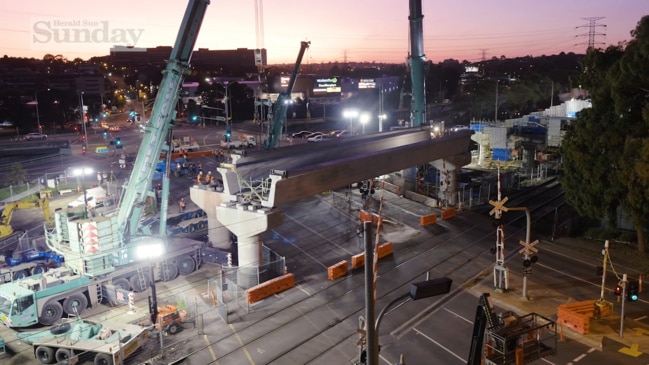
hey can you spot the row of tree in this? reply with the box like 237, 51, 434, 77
560, 16, 649, 254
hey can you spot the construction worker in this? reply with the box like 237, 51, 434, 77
178, 198, 186, 213
196, 170, 203, 185
205, 171, 212, 184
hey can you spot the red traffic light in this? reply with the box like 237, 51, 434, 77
614, 284, 622, 296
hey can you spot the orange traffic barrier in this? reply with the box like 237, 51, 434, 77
557, 300, 599, 335
441, 208, 456, 220
359, 210, 383, 228
328, 260, 349, 280
351, 242, 394, 270
246, 273, 295, 304
420, 213, 437, 226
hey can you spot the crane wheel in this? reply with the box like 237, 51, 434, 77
55, 348, 72, 363
112, 278, 130, 291
35, 346, 55, 364
177, 255, 196, 275
129, 273, 150, 293
161, 262, 179, 281
31, 264, 47, 276
38, 301, 63, 326
12, 269, 30, 281
94, 353, 112, 365
63, 293, 88, 316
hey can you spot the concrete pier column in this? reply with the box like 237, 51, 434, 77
189, 185, 230, 249
216, 203, 283, 288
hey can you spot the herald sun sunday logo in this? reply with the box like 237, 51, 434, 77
32, 18, 144, 46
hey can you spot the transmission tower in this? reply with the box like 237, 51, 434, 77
576, 17, 606, 51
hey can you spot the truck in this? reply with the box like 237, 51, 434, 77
137, 304, 187, 335
67, 186, 110, 209
0, 248, 65, 283
0, 0, 211, 328
17, 316, 148, 365
171, 136, 200, 152
220, 135, 256, 149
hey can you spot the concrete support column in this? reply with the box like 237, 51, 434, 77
189, 185, 230, 249
431, 152, 471, 207
216, 203, 283, 288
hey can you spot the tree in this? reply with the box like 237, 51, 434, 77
6, 163, 27, 186
560, 16, 649, 254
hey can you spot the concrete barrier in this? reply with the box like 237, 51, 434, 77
441, 208, 456, 220
58, 189, 73, 195
327, 260, 348, 280
420, 213, 437, 226
246, 273, 295, 304
359, 210, 383, 228
351, 242, 394, 269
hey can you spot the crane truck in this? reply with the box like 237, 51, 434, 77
263, 41, 310, 149
0, 0, 211, 329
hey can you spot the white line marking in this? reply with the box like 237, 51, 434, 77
587, 347, 597, 353
573, 353, 587, 362
413, 328, 466, 363
443, 307, 474, 324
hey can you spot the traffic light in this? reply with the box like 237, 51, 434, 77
614, 284, 622, 296
103, 130, 108, 137
115, 137, 122, 149
627, 280, 639, 302
225, 128, 232, 141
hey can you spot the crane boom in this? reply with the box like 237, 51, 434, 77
117, 0, 210, 237
263, 41, 310, 149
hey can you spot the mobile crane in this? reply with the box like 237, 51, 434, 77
263, 41, 310, 149
0, 0, 210, 328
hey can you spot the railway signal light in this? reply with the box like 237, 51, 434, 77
614, 284, 622, 296
627, 280, 639, 302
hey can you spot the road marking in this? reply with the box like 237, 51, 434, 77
443, 307, 473, 324
413, 327, 466, 363
573, 353, 587, 362
296, 284, 311, 296
202, 334, 218, 363
540, 357, 556, 364
230, 323, 257, 364
619, 343, 643, 357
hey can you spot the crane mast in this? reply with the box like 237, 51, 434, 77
117, 0, 210, 237
408, 0, 426, 127
263, 41, 310, 149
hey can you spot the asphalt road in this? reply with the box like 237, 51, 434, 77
2, 122, 648, 365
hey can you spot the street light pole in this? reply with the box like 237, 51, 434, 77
79, 91, 88, 145
35, 92, 42, 133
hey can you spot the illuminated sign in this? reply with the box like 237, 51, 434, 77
313, 77, 341, 94
280, 76, 291, 88
358, 79, 376, 89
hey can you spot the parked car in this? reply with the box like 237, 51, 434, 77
291, 130, 312, 139
24, 132, 47, 140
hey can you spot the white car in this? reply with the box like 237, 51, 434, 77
307, 134, 327, 142
24, 132, 47, 140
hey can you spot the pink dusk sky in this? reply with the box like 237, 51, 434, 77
1, 0, 647, 64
